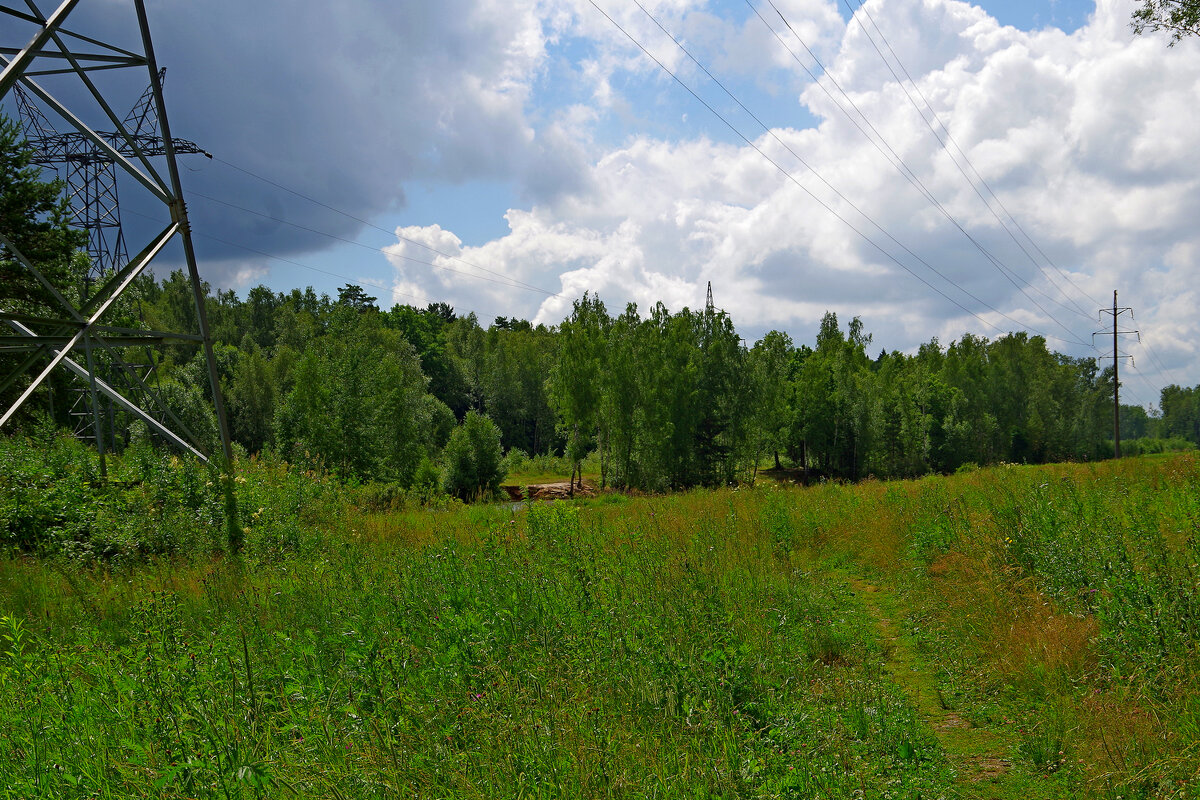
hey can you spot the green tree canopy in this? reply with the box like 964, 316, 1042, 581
442, 410, 505, 500
275, 306, 430, 483
0, 115, 86, 313
1133, 0, 1200, 43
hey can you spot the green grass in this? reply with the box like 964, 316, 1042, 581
502, 449, 601, 488
2, 433, 1199, 798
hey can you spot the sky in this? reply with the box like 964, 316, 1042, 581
4, 0, 1198, 404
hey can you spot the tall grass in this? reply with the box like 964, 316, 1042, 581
796, 455, 1200, 797
2, 433, 1198, 798
0, 447, 953, 798
0, 426, 346, 562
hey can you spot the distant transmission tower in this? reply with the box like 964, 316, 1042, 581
13, 69, 210, 283
1, 0, 233, 475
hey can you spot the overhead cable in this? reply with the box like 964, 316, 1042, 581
837, 0, 1099, 316
748, 0, 1094, 344
607, 0, 1090, 347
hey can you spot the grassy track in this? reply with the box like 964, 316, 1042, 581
2, 437, 1199, 798
844, 572, 1055, 799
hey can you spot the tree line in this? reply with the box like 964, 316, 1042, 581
4, 116, 1198, 494
10, 269, 1198, 494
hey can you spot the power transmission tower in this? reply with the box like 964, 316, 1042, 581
1094, 290, 1139, 458
12, 71, 211, 451
13, 70, 210, 283
1, 0, 233, 477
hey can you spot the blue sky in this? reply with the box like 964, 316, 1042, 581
302, 0, 1103, 275
4, 0, 1198, 397
377, 0, 1100, 249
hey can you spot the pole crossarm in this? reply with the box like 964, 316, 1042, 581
1092, 331, 1140, 345
3, 65, 172, 202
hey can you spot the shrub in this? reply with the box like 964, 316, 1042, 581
442, 410, 505, 501
503, 447, 529, 473
1120, 436, 1195, 457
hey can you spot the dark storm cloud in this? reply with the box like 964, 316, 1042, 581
28, 0, 587, 281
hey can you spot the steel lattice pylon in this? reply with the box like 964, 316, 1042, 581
0, 0, 233, 472
11, 70, 210, 448
12, 69, 210, 280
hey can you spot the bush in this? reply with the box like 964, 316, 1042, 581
0, 426, 345, 562
1119, 437, 1195, 457
412, 456, 444, 504
503, 448, 530, 473
0, 427, 222, 559
443, 410, 505, 501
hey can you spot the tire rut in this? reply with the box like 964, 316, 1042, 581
844, 575, 1040, 800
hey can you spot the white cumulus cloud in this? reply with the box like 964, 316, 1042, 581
387, 0, 1200, 395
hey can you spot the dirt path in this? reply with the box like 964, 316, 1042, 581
844, 574, 1049, 800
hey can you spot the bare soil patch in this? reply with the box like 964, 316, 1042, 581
501, 481, 599, 501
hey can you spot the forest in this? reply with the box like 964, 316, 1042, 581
8, 269, 1199, 496
3, 113, 1198, 498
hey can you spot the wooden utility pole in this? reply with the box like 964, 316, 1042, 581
1095, 291, 1138, 459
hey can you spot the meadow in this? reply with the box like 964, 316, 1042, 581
1, 429, 1198, 798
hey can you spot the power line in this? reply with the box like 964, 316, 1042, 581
208, 156, 559, 298
843, 0, 1103, 314
767, 0, 1193, 392
1124, 360, 1160, 409
750, 0, 1094, 345
1138, 336, 1188, 389
607, 0, 1089, 347
766, 0, 1194, 386
627, 0, 1046, 340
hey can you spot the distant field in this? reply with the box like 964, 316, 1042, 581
2, 435, 1198, 798
502, 450, 601, 488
